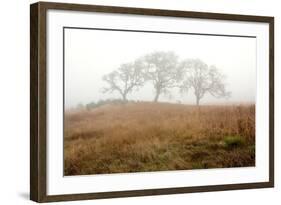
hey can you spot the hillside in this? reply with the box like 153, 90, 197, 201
64, 102, 255, 175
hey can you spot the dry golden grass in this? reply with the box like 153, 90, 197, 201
64, 102, 255, 175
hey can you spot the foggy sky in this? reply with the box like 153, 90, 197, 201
64, 28, 256, 108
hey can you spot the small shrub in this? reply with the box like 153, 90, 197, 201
191, 161, 210, 169
191, 151, 209, 161
249, 145, 255, 159
223, 135, 245, 149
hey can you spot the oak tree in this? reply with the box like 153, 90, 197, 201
102, 60, 145, 101
180, 59, 231, 105
142, 51, 183, 102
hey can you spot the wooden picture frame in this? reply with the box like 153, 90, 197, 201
30, 1, 274, 202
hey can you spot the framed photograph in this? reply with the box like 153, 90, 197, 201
30, 1, 274, 202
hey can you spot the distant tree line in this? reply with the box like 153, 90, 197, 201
102, 51, 231, 106
84, 99, 130, 110
77, 99, 147, 110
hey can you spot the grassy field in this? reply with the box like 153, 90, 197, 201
64, 102, 255, 175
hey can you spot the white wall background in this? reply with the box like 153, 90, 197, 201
0, 0, 279, 204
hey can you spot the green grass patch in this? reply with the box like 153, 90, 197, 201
223, 135, 245, 149
192, 162, 206, 169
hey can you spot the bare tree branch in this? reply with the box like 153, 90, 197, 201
180, 59, 231, 105
141, 51, 184, 102
102, 61, 145, 101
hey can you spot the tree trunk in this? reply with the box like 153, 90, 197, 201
196, 95, 200, 106
154, 91, 160, 102
122, 93, 127, 102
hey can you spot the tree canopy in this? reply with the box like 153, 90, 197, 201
102, 52, 230, 105
180, 59, 231, 105
142, 51, 183, 102
102, 60, 145, 101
